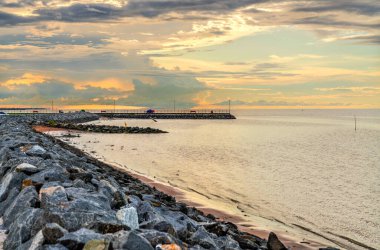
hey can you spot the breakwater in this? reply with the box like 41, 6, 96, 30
0, 113, 291, 250
97, 113, 236, 119
41, 122, 167, 134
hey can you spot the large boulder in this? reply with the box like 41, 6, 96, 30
138, 230, 180, 248
0, 172, 26, 201
3, 208, 44, 250
40, 184, 68, 211
42, 223, 68, 244
3, 186, 39, 227
188, 226, 217, 249
58, 228, 105, 250
116, 206, 139, 230
112, 231, 154, 250
25, 145, 47, 157
0, 187, 20, 216
29, 166, 69, 183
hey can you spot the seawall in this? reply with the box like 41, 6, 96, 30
0, 113, 292, 250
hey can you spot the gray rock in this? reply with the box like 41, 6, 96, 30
85, 215, 129, 234
40, 184, 68, 211
112, 231, 154, 250
15, 163, 40, 175
26, 145, 47, 156
139, 230, 179, 248
0, 172, 26, 201
189, 226, 217, 249
0, 187, 20, 216
117, 206, 139, 230
3, 208, 44, 250
42, 223, 68, 244
27, 230, 45, 250
214, 235, 241, 250
30, 166, 69, 183
42, 244, 69, 250
58, 228, 104, 250
267, 232, 287, 250
3, 186, 39, 227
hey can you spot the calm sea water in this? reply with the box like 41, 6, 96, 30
62, 109, 380, 249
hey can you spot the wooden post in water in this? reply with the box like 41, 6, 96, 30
354, 115, 357, 131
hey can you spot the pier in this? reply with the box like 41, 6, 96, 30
0, 109, 236, 119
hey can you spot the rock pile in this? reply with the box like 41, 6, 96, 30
0, 113, 289, 250
42, 122, 167, 134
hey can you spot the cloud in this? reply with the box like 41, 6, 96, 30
0, 51, 209, 107
0, 10, 36, 26
123, 0, 266, 18
293, 15, 380, 29
293, 1, 380, 16
214, 99, 351, 107
0, 33, 108, 48
35, 3, 125, 22
0, 78, 126, 105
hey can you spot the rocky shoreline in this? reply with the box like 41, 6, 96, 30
39, 121, 167, 134
0, 113, 330, 250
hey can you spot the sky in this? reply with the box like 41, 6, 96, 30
0, 0, 379, 109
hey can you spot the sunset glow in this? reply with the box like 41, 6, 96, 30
1, 0, 379, 109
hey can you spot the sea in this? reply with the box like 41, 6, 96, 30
54, 109, 380, 250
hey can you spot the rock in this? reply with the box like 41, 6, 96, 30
0, 187, 20, 216
39, 184, 68, 210
83, 239, 110, 250
69, 172, 93, 182
58, 228, 104, 250
30, 166, 69, 183
153, 221, 177, 237
86, 216, 128, 234
139, 230, 179, 248
116, 206, 139, 230
42, 244, 69, 250
267, 232, 287, 250
214, 235, 241, 250
189, 226, 217, 249
3, 186, 39, 227
26, 145, 47, 156
3, 208, 44, 250
28, 230, 45, 250
112, 231, 154, 250
0, 172, 26, 202
156, 244, 182, 250
42, 223, 68, 244
15, 163, 40, 175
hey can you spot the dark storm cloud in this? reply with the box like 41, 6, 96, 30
293, 1, 380, 16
